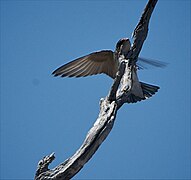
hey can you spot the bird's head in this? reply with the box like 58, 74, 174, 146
115, 38, 131, 55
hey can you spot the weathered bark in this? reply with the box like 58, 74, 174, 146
35, 0, 158, 179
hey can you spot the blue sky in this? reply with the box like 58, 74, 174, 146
1, 0, 190, 179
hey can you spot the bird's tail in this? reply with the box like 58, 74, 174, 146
126, 82, 160, 103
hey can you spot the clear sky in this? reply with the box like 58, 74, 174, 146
1, 0, 190, 179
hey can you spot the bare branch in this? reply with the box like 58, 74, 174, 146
108, 61, 126, 102
35, 0, 158, 179
131, 0, 158, 60
35, 100, 117, 180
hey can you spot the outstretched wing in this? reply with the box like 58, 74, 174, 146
52, 50, 117, 79
137, 57, 168, 69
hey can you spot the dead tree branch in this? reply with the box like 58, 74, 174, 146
35, 0, 158, 179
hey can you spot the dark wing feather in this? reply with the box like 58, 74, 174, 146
137, 57, 168, 69
52, 50, 117, 79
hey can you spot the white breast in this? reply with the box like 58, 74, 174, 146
131, 68, 144, 98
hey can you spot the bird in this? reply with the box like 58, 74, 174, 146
52, 38, 165, 103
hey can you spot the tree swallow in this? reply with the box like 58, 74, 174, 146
52, 38, 164, 103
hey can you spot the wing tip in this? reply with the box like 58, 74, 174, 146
52, 70, 60, 77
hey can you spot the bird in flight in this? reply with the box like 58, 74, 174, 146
52, 38, 166, 103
